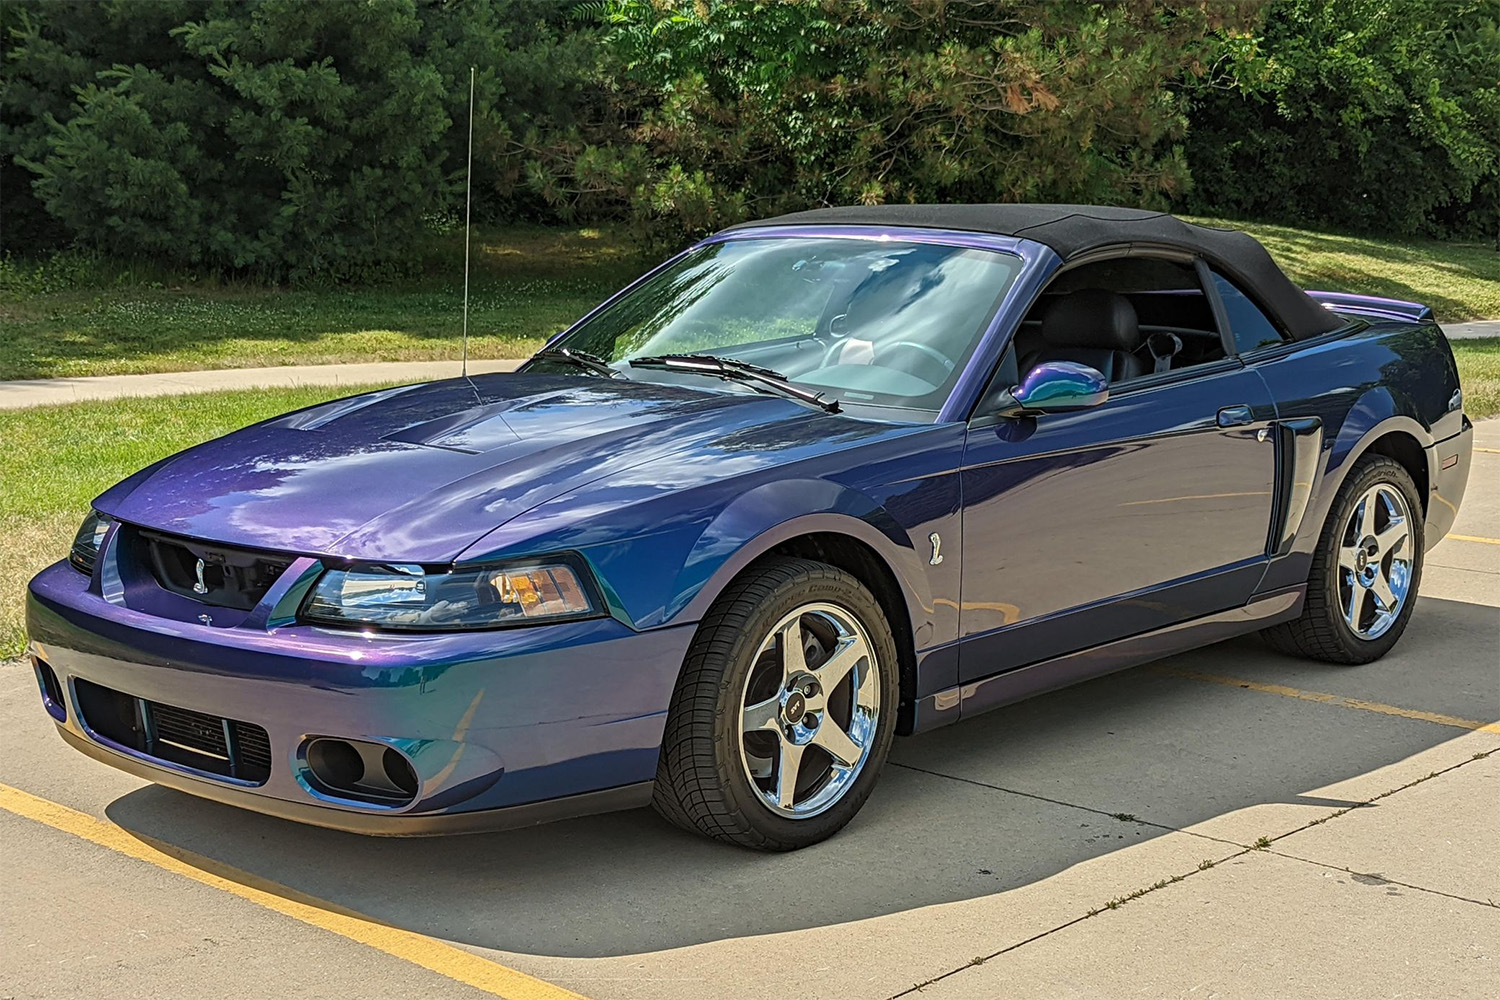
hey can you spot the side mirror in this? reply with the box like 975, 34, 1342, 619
995, 361, 1109, 417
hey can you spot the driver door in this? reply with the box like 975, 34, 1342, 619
956, 356, 1279, 684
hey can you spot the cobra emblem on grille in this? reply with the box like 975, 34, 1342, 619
193, 557, 209, 594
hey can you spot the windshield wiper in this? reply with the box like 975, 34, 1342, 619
628, 354, 840, 413
531, 347, 621, 378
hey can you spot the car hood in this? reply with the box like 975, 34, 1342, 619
97, 374, 868, 563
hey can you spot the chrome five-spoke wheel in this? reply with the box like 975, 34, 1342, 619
1260, 455, 1424, 665
739, 603, 881, 817
653, 557, 899, 849
1337, 482, 1413, 640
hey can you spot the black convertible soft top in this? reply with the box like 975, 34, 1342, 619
729, 204, 1344, 339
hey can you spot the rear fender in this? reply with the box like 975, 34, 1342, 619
1301, 395, 1435, 558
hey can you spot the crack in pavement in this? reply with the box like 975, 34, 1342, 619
1258, 747, 1498, 850
882, 761, 1248, 851
1264, 847, 1500, 910
889, 843, 1254, 997
886, 746, 1500, 997
888, 760, 1246, 848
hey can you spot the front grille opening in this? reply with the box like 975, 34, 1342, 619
303, 737, 418, 806
33, 657, 66, 722
133, 528, 292, 611
75, 679, 272, 785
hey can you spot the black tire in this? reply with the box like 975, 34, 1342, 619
1260, 455, 1424, 664
652, 557, 901, 850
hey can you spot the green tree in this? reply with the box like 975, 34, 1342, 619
1184, 0, 1500, 239
1, 0, 594, 280
530, 0, 1260, 245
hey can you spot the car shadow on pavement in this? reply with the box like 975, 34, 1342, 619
102, 596, 1500, 960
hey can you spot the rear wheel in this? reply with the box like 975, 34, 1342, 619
1260, 455, 1424, 664
652, 557, 900, 850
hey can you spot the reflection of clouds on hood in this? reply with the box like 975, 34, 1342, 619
111, 367, 920, 564
485, 412, 923, 555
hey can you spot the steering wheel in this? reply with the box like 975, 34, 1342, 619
871, 341, 954, 386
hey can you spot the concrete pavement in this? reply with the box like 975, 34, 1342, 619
0, 358, 525, 410
1446, 319, 1500, 340
1, 427, 1496, 999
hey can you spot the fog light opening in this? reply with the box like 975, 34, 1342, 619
306, 738, 364, 790
303, 737, 417, 806
32, 656, 66, 723
382, 746, 419, 797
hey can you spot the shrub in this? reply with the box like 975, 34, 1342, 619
529, 0, 1261, 246
1184, 0, 1500, 239
1, 0, 595, 281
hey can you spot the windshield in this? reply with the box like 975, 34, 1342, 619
541, 236, 1021, 412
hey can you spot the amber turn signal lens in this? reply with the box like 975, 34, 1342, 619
492, 565, 591, 618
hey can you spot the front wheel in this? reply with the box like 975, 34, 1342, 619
652, 557, 900, 850
1260, 455, 1424, 664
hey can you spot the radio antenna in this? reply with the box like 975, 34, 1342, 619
461, 66, 475, 378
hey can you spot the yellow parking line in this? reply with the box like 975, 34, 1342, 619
1473, 446, 1499, 455
1446, 533, 1500, 547
0, 783, 586, 1000
1155, 668, 1500, 734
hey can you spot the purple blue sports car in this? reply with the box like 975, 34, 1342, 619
27, 205, 1473, 849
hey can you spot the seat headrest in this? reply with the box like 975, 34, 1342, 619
1041, 288, 1141, 352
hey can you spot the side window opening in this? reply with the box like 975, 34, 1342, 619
1210, 271, 1290, 353
1011, 256, 1226, 386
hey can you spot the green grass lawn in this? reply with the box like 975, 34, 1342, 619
1188, 217, 1500, 324
0, 226, 647, 381
2, 219, 1496, 383
1455, 338, 1500, 420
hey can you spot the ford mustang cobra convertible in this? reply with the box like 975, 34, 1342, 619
27, 205, 1473, 850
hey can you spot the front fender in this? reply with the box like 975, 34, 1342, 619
669, 480, 932, 631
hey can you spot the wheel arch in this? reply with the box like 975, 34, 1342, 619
668, 484, 931, 733
760, 532, 920, 735
1359, 430, 1429, 515
1326, 408, 1434, 520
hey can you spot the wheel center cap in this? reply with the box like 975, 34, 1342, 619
783, 692, 806, 725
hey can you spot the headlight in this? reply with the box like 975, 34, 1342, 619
300, 558, 599, 631
69, 510, 112, 575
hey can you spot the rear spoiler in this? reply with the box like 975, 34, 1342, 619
1306, 290, 1434, 324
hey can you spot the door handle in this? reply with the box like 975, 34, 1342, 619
1217, 404, 1254, 427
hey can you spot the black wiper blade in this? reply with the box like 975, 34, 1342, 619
532, 347, 621, 378
628, 354, 840, 413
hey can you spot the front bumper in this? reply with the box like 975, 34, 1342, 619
26, 559, 693, 834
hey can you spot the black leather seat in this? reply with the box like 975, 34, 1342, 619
1021, 288, 1146, 383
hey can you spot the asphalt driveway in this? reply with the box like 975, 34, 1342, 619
2, 424, 1496, 1000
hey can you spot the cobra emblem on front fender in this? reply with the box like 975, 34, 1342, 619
929, 532, 944, 566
